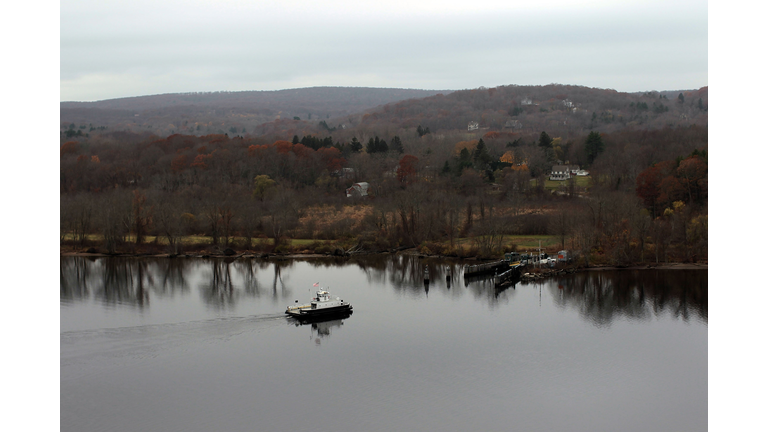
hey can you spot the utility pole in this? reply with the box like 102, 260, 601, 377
538, 240, 542, 268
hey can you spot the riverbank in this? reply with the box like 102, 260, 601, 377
61, 247, 707, 273
514, 262, 707, 284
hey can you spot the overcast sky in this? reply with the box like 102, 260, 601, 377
60, 0, 707, 101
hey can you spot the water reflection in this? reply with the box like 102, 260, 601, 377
550, 270, 707, 326
198, 259, 238, 309
290, 315, 352, 345
60, 257, 154, 307
61, 257, 706, 325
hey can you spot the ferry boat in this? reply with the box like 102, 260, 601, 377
286, 287, 353, 321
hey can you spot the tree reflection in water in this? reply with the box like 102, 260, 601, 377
60, 257, 706, 324
60, 256, 93, 301
61, 257, 155, 307
550, 269, 707, 326
198, 258, 238, 309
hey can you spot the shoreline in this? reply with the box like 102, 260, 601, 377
60, 250, 707, 271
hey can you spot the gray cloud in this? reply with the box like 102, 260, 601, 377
60, 1, 707, 101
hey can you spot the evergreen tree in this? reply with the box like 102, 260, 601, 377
350, 137, 362, 153
459, 148, 471, 164
390, 136, 404, 154
473, 139, 492, 168
377, 137, 388, 153
292, 135, 299, 144
538, 131, 553, 149
584, 131, 605, 166
441, 161, 452, 176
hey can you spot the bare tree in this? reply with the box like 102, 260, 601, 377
550, 206, 572, 251
471, 216, 507, 257
263, 185, 301, 249
61, 193, 94, 245
151, 192, 184, 254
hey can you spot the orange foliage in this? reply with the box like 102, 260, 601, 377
61, 141, 79, 157
171, 154, 188, 173
248, 144, 268, 157
483, 131, 501, 140
500, 151, 515, 164
91, 155, 100, 163
191, 153, 212, 169
397, 155, 419, 184
453, 140, 479, 155
291, 143, 312, 159
274, 140, 293, 154
317, 147, 346, 172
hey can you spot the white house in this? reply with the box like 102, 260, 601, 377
550, 164, 585, 180
550, 165, 572, 181
345, 182, 370, 198
468, 121, 479, 131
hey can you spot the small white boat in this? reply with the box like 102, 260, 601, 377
286, 288, 353, 322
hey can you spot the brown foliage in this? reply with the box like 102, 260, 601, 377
61, 141, 79, 157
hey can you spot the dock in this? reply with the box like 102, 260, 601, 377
463, 260, 509, 276
493, 263, 525, 286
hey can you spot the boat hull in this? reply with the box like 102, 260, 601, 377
286, 305, 353, 322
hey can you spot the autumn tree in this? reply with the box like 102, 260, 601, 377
396, 155, 419, 185
253, 175, 276, 201
635, 164, 665, 218
676, 156, 707, 205
60, 141, 79, 157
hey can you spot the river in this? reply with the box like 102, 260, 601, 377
60, 255, 707, 432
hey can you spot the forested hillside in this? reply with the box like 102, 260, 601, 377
60, 87, 450, 137
61, 84, 707, 265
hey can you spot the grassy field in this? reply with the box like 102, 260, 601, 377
452, 235, 560, 251
61, 233, 334, 248
62, 232, 563, 255
531, 176, 591, 190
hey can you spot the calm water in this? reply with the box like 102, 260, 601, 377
61, 256, 707, 432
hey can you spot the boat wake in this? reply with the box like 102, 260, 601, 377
60, 313, 288, 380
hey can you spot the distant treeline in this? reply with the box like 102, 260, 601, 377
61, 122, 707, 264
60, 84, 707, 142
